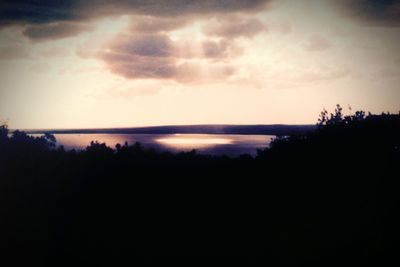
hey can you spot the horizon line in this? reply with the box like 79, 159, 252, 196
15, 123, 316, 132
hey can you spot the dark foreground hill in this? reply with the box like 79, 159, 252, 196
1, 107, 399, 265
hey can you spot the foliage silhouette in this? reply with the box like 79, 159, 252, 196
0, 107, 399, 265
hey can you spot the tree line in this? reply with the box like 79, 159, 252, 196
0, 106, 399, 265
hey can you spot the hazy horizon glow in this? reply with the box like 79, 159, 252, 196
1, 0, 399, 129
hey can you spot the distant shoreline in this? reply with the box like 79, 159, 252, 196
20, 124, 316, 136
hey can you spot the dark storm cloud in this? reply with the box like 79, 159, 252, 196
0, 0, 271, 25
0, 0, 272, 40
0, 0, 80, 24
334, 0, 400, 27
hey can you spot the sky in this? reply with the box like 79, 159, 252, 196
0, 0, 399, 129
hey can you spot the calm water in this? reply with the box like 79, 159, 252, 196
33, 133, 274, 157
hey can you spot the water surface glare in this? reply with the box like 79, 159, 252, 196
156, 136, 233, 146
32, 133, 274, 156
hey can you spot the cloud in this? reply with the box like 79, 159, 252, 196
98, 33, 175, 79
303, 35, 331, 52
1, 1, 271, 79
80, 0, 271, 18
97, 32, 237, 82
101, 53, 176, 79
202, 40, 229, 58
203, 16, 267, 39
110, 33, 173, 58
201, 39, 243, 60
333, 0, 400, 27
22, 22, 93, 41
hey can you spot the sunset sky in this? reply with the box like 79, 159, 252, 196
0, 0, 399, 129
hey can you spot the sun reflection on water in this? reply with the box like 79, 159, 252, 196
156, 135, 233, 148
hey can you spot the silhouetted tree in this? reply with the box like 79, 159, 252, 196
0, 123, 8, 144
43, 132, 57, 147
317, 104, 344, 126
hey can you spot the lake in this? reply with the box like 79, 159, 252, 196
37, 133, 274, 157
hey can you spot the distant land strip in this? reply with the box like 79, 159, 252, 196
21, 125, 316, 136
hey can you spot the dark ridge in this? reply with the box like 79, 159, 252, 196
21, 124, 316, 135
